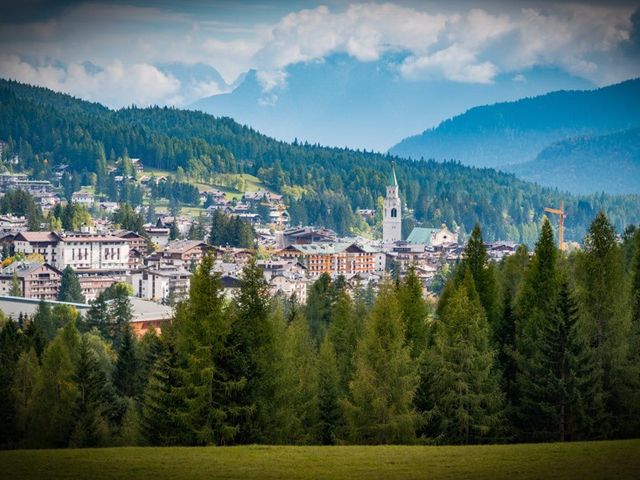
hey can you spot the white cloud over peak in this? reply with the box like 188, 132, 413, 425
0, 1, 638, 107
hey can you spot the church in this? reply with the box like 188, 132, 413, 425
382, 165, 402, 244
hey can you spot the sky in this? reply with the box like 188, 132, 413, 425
0, 0, 639, 109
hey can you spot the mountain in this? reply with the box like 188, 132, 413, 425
389, 79, 640, 169
190, 54, 594, 152
157, 62, 231, 105
1, 78, 640, 244
505, 128, 640, 195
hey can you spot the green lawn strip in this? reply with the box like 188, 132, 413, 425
2, 440, 639, 480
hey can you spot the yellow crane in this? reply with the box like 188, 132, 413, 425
544, 201, 566, 251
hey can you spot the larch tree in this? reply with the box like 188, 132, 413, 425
343, 280, 419, 444
397, 265, 430, 359
317, 336, 342, 445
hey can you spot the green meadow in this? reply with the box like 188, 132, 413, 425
2, 440, 639, 480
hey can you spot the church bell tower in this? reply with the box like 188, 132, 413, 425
383, 164, 401, 244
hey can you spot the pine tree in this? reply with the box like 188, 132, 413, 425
495, 245, 528, 406
174, 252, 242, 445
141, 326, 186, 446
57, 266, 85, 303
512, 218, 559, 437
27, 330, 78, 447
420, 272, 504, 444
282, 310, 319, 443
85, 293, 111, 339
343, 281, 419, 444
227, 258, 282, 443
575, 211, 631, 437
305, 273, 335, 343
326, 289, 361, 394
317, 336, 342, 444
69, 336, 113, 447
460, 224, 499, 331
0, 321, 24, 446
108, 284, 133, 348
113, 324, 142, 399
11, 348, 39, 442
398, 266, 430, 359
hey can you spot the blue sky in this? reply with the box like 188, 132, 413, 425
0, 0, 639, 109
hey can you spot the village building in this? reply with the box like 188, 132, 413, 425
0, 262, 62, 300
276, 241, 382, 277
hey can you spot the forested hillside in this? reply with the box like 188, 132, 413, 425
389, 79, 640, 170
506, 128, 640, 195
1, 79, 640, 243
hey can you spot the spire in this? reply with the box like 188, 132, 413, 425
389, 162, 398, 187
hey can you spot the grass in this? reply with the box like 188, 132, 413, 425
2, 440, 639, 480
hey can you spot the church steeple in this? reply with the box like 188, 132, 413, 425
383, 163, 402, 244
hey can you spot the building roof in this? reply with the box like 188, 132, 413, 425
0, 261, 61, 277
13, 231, 62, 243
406, 227, 439, 246
283, 242, 379, 255
164, 240, 208, 254
389, 163, 398, 187
0, 295, 172, 324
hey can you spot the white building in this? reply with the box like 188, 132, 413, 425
71, 190, 95, 208
56, 234, 130, 275
382, 165, 402, 244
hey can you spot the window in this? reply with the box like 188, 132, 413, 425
391, 208, 397, 218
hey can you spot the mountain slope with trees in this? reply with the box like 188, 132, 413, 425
505, 128, 640, 195
1, 78, 640, 243
389, 79, 640, 171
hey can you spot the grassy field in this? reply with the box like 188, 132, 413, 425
2, 440, 639, 480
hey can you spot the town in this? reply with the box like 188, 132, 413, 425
0, 149, 519, 334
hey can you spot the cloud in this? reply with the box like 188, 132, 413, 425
1, 1, 639, 108
0, 54, 181, 108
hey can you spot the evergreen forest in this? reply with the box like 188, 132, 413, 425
1, 211, 639, 448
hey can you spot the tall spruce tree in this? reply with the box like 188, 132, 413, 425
305, 273, 335, 343
326, 289, 361, 394
141, 325, 186, 446
421, 271, 504, 444
512, 218, 559, 437
58, 266, 85, 303
0, 321, 24, 446
495, 245, 528, 406
9, 271, 22, 297
228, 259, 284, 444
27, 327, 78, 447
397, 266, 430, 359
343, 281, 419, 444
11, 348, 39, 442
69, 336, 114, 447
282, 310, 319, 444
113, 325, 142, 399
317, 336, 342, 444
575, 211, 631, 437
174, 252, 241, 445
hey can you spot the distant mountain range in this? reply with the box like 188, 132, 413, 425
504, 128, 640, 195
389, 79, 640, 193
189, 54, 594, 152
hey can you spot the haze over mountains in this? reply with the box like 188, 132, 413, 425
389, 78, 640, 194
190, 54, 594, 152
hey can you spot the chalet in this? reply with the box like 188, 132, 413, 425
12, 231, 63, 265
163, 240, 209, 265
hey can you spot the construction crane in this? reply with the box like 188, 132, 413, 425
544, 201, 566, 251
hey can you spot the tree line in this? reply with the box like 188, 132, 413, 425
1, 210, 639, 448
2, 79, 640, 242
